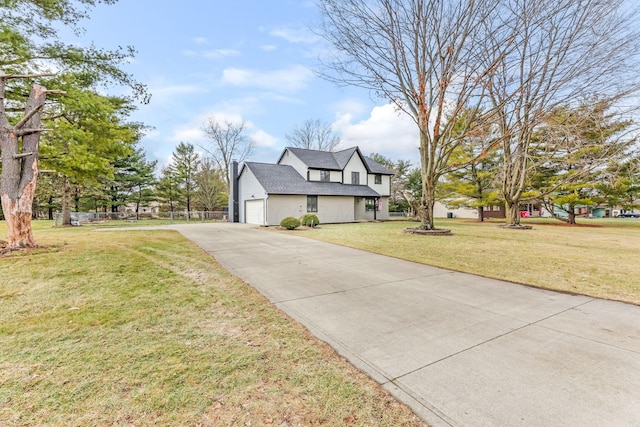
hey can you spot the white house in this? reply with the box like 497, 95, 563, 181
230, 147, 394, 226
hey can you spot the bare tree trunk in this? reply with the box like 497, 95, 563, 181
61, 176, 72, 226
477, 206, 484, 222
567, 206, 576, 225
504, 200, 521, 227
0, 83, 48, 248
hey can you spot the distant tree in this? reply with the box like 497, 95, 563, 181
402, 168, 423, 218
108, 147, 157, 219
195, 157, 227, 211
33, 173, 61, 220
440, 111, 501, 221
482, 0, 640, 227
156, 166, 181, 212
285, 119, 340, 151
368, 153, 412, 212
169, 142, 200, 217
201, 118, 254, 192
530, 100, 637, 224
599, 156, 640, 213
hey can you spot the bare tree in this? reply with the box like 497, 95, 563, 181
285, 118, 340, 151
318, 0, 502, 230
201, 118, 254, 192
484, 0, 640, 227
0, 75, 62, 249
195, 157, 227, 211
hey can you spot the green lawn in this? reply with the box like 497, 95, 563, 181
293, 218, 640, 305
0, 222, 425, 426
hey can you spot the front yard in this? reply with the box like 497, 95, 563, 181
296, 218, 640, 305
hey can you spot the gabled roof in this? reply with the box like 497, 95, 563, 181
364, 156, 394, 175
283, 147, 341, 170
242, 162, 380, 197
279, 146, 394, 175
332, 147, 358, 169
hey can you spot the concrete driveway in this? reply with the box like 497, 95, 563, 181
168, 222, 640, 427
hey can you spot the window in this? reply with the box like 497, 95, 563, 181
351, 171, 360, 185
320, 170, 330, 182
365, 198, 376, 211
307, 195, 318, 212
374, 174, 382, 184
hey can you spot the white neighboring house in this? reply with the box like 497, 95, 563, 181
433, 202, 479, 219
231, 147, 394, 226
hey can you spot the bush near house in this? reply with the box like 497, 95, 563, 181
300, 214, 320, 227
280, 216, 301, 230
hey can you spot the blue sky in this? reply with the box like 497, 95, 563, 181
70, 0, 421, 168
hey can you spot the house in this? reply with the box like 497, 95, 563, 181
230, 147, 394, 226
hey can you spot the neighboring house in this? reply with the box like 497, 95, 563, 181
230, 147, 394, 226
433, 202, 479, 219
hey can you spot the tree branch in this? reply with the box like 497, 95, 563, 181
15, 128, 49, 136
0, 73, 57, 81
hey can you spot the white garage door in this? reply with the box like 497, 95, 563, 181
245, 199, 265, 225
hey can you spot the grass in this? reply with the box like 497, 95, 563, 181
291, 218, 640, 305
0, 221, 425, 426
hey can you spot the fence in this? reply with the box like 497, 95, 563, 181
54, 211, 227, 226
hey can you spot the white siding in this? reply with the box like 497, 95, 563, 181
277, 150, 308, 179
265, 195, 359, 225
368, 174, 391, 196
267, 195, 307, 226
377, 197, 390, 220
238, 166, 267, 223
307, 169, 341, 182
433, 202, 478, 219
317, 196, 356, 223
344, 154, 368, 185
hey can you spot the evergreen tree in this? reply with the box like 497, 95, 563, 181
169, 142, 200, 217
530, 99, 636, 224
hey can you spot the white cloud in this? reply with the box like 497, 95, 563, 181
268, 26, 320, 44
168, 126, 206, 143
333, 103, 420, 160
192, 37, 208, 45
251, 129, 278, 148
260, 44, 278, 52
202, 49, 241, 59
220, 65, 313, 92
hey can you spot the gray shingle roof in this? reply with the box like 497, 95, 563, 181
286, 147, 341, 170
285, 146, 394, 175
333, 147, 358, 169
243, 162, 380, 197
364, 156, 395, 175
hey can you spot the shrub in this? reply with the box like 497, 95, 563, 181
300, 214, 320, 227
280, 216, 301, 230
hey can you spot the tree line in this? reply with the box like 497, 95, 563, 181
32, 118, 259, 223
374, 97, 640, 225
317, 0, 640, 230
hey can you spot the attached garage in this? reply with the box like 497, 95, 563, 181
244, 199, 265, 225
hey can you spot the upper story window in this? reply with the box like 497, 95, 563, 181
374, 174, 382, 184
320, 170, 330, 182
351, 171, 360, 185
